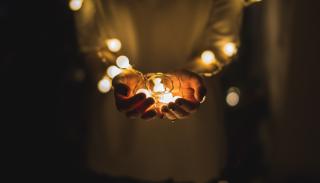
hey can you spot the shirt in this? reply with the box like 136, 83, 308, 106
75, 0, 243, 182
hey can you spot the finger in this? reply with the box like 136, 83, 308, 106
114, 83, 130, 97
180, 88, 197, 102
116, 93, 146, 112
161, 106, 177, 121
164, 112, 177, 121
141, 109, 157, 121
126, 98, 155, 118
175, 98, 199, 113
184, 71, 207, 102
113, 70, 144, 96
194, 86, 207, 102
168, 102, 190, 119
173, 70, 206, 102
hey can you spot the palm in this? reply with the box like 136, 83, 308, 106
170, 70, 206, 102
161, 70, 207, 120
113, 70, 157, 120
112, 70, 206, 121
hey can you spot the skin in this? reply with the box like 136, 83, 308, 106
161, 70, 207, 121
113, 70, 158, 121
113, 70, 206, 121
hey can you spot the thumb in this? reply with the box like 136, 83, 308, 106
114, 83, 130, 97
194, 86, 207, 102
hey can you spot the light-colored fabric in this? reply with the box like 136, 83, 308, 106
75, 0, 243, 182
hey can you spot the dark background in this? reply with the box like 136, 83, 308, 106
2, 1, 320, 182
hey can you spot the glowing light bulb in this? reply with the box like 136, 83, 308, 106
146, 73, 173, 94
159, 93, 174, 104
153, 78, 166, 93
106, 38, 122, 52
116, 55, 131, 69
69, 0, 83, 11
201, 50, 216, 64
226, 87, 240, 107
145, 73, 178, 104
223, 42, 237, 57
98, 77, 112, 93
136, 89, 152, 98
158, 93, 182, 104
107, 65, 122, 79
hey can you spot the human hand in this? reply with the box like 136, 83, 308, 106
112, 70, 157, 120
161, 70, 207, 120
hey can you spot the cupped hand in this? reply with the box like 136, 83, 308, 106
161, 70, 207, 121
113, 70, 157, 120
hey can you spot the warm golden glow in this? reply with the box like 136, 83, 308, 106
106, 38, 122, 53
159, 93, 173, 104
226, 87, 240, 107
116, 55, 131, 69
201, 50, 216, 64
136, 89, 152, 98
98, 77, 112, 93
152, 78, 181, 103
106, 65, 122, 79
153, 78, 166, 93
144, 73, 179, 104
159, 93, 181, 104
223, 42, 237, 57
69, 0, 83, 11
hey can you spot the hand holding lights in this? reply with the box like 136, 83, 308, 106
144, 73, 181, 104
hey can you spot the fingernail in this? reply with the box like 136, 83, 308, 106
116, 84, 129, 96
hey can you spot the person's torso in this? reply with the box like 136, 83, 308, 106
80, 0, 212, 72
76, 1, 226, 182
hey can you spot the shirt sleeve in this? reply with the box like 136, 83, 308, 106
186, 0, 245, 76
204, 0, 243, 50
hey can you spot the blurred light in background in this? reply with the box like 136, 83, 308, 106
107, 65, 122, 78
106, 38, 122, 53
98, 77, 112, 93
201, 50, 216, 64
116, 55, 131, 69
69, 0, 83, 11
226, 87, 240, 107
223, 42, 237, 57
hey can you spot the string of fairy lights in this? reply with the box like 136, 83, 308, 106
69, 0, 261, 107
